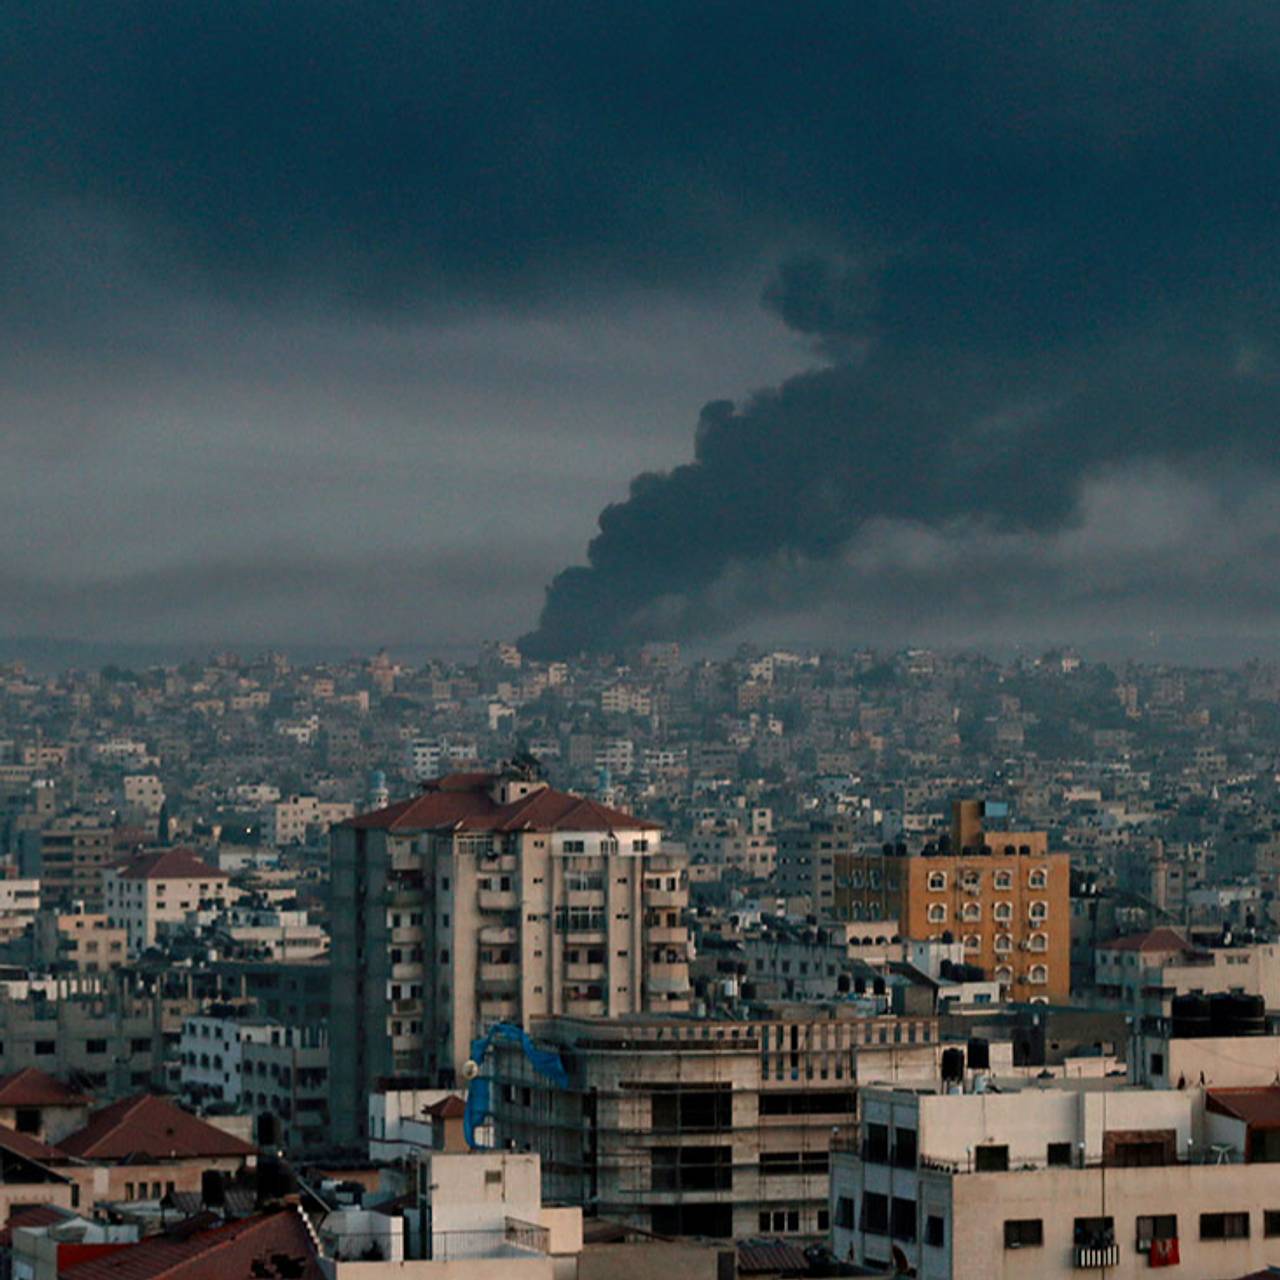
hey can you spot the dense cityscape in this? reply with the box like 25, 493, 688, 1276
0, 643, 1270, 1273
11, 3, 1280, 1277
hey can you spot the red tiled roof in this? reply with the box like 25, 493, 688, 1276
58, 1096, 255, 1161
0, 1122, 71, 1164
346, 773, 659, 833
1207, 1087, 1280, 1129
425, 1095, 466, 1119
60, 1207, 323, 1280
1098, 927, 1191, 954
0, 1202, 74, 1246
113, 849, 228, 881
0, 1066, 91, 1108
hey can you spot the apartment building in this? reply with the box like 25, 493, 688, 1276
328, 767, 692, 1148
0, 877, 39, 943
776, 818, 863, 916
179, 1015, 329, 1156
262, 794, 354, 847
834, 800, 1071, 1001
688, 808, 776, 879
34, 911, 126, 973
102, 847, 232, 954
0, 975, 194, 1096
1095, 928, 1280, 1016
491, 1010, 940, 1241
25, 819, 113, 910
833, 1078, 1280, 1278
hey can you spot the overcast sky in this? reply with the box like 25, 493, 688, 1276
8, 3, 1280, 660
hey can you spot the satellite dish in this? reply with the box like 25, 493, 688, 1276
461, 1060, 480, 1081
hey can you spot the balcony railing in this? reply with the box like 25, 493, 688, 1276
1073, 1244, 1120, 1268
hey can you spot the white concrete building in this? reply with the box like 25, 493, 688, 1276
102, 847, 232, 953
832, 1078, 1280, 1278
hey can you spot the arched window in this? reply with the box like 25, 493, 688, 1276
927, 871, 947, 892
994, 933, 1013, 953
1029, 900, 1048, 921
1029, 932, 1048, 952
850, 902, 863, 921
869, 870, 881, 889
994, 965, 1013, 984
1029, 868, 1048, 889
851, 870, 864, 888
927, 903, 947, 924
1028, 963, 1048, 985
961, 870, 981, 889
993, 901, 1013, 922
961, 902, 981, 922
962, 934, 981, 951
994, 870, 1013, 891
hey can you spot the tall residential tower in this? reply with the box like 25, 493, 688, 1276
329, 765, 690, 1147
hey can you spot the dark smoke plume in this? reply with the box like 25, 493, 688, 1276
521, 278, 1280, 658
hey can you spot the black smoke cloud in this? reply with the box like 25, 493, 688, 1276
513, 7, 1280, 656
8, 4, 1280, 652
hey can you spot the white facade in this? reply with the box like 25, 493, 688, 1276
103, 857, 233, 953
831, 1081, 1275, 1278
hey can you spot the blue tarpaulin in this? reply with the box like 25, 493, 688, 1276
463, 1022, 569, 1148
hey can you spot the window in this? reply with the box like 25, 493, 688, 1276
1004, 1219, 1042, 1248
1029, 899, 1048, 921
994, 934, 1012, 953
650, 1147, 733, 1193
86, 1038, 107, 1055
993, 901, 1012, 921
1074, 1218, 1115, 1248
1264, 1210, 1280, 1238
974, 1145, 1008, 1172
1028, 964, 1048, 985
926, 904, 946, 924
962, 934, 980, 951
1149, 1052, 1165, 1076
1029, 932, 1048, 952
15, 1108, 40, 1134
1136, 1215, 1177, 1249
925, 1215, 945, 1247
961, 902, 981, 921
927, 871, 947, 891
890, 1197, 916, 1241
861, 1192, 888, 1235
817, 1209, 829, 1233
994, 870, 1012, 890
995, 964, 1013, 983
34, 1041, 54, 1056
1201, 1212, 1249, 1240
834, 1197, 855, 1229
863, 1123, 889, 1163
1047, 1142, 1072, 1167
1029, 868, 1047, 889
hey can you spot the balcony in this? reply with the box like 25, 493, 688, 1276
480, 925, 517, 946
1073, 1244, 1120, 1268
647, 926, 688, 945
644, 889, 684, 909
478, 889, 519, 912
